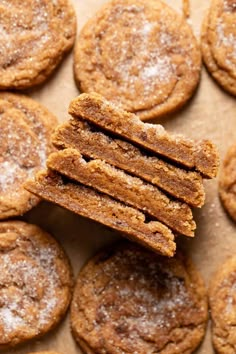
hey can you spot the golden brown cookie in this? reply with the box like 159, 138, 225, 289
25, 170, 176, 257
201, 0, 236, 95
219, 143, 236, 221
52, 118, 205, 208
71, 242, 208, 354
0, 92, 57, 219
74, 0, 201, 121
26, 93, 219, 256
0, 0, 76, 89
69, 93, 219, 179
47, 148, 196, 237
209, 256, 236, 354
0, 220, 73, 350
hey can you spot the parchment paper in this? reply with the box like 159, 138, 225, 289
6, 1, 236, 353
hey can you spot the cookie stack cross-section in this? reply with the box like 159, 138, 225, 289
25, 93, 219, 257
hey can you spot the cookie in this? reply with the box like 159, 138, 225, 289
0, 0, 76, 90
209, 256, 236, 354
74, 0, 201, 121
71, 242, 208, 354
26, 93, 219, 256
0, 92, 57, 219
0, 221, 73, 350
47, 148, 196, 237
25, 170, 176, 257
219, 143, 236, 221
52, 118, 205, 208
69, 93, 219, 178
201, 0, 236, 96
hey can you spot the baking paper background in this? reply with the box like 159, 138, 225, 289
6, 0, 236, 353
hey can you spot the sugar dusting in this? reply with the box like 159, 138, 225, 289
141, 56, 173, 83
0, 161, 19, 191
217, 22, 236, 53
0, 308, 25, 333
226, 282, 236, 313
216, 5, 236, 66
0, 101, 48, 194
109, 17, 176, 87
0, 0, 66, 68
97, 2, 196, 108
0, 233, 62, 340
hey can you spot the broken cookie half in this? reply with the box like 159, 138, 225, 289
25, 93, 219, 257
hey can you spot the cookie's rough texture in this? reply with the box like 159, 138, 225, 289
219, 143, 236, 221
52, 118, 205, 208
201, 0, 236, 95
0, 93, 57, 219
74, 0, 201, 120
0, 0, 76, 89
47, 148, 196, 236
71, 242, 208, 354
209, 256, 236, 354
69, 93, 219, 178
25, 170, 176, 257
26, 93, 219, 256
0, 221, 73, 350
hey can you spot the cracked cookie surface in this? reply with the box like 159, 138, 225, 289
0, 221, 73, 350
209, 256, 236, 354
0, 0, 76, 89
0, 92, 57, 219
71, 242, 208, 354
74, 0, 201, 120
201, 0, 236, 95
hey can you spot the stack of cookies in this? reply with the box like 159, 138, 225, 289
26, 93, 219, 257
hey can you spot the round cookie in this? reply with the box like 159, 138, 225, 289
219, 143, 236, 221
74, 0, 201, 121
201, 0, 236, 96
209, 256, 236, 354
0, 221, 73, 350
0, 0, 76, 90
71, 242, 208, 354
0, 92, 58, 219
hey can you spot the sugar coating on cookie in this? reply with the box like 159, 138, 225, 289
71, 242, 208, 354
74, 0, 201, 121
219, 143, 236, 221
0, 221, 73, 349
201, 0, 236, 95
209, 256, 236, 354
0, 93, 57, 219
0, 0, 76, 89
